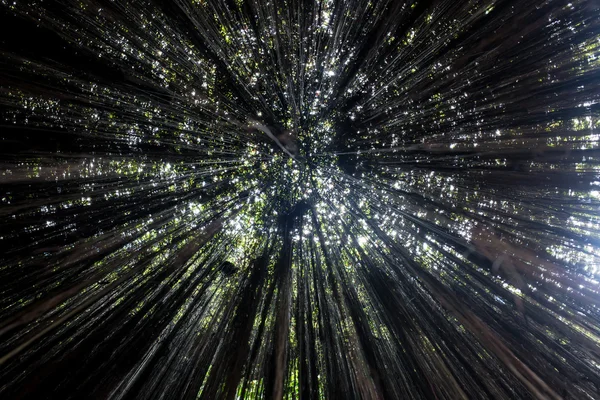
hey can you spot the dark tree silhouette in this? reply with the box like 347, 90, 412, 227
1, 0, 600, 399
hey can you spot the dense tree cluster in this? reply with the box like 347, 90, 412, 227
1, 0, 600, 398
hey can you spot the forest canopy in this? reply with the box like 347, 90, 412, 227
1, 0, 600, 399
